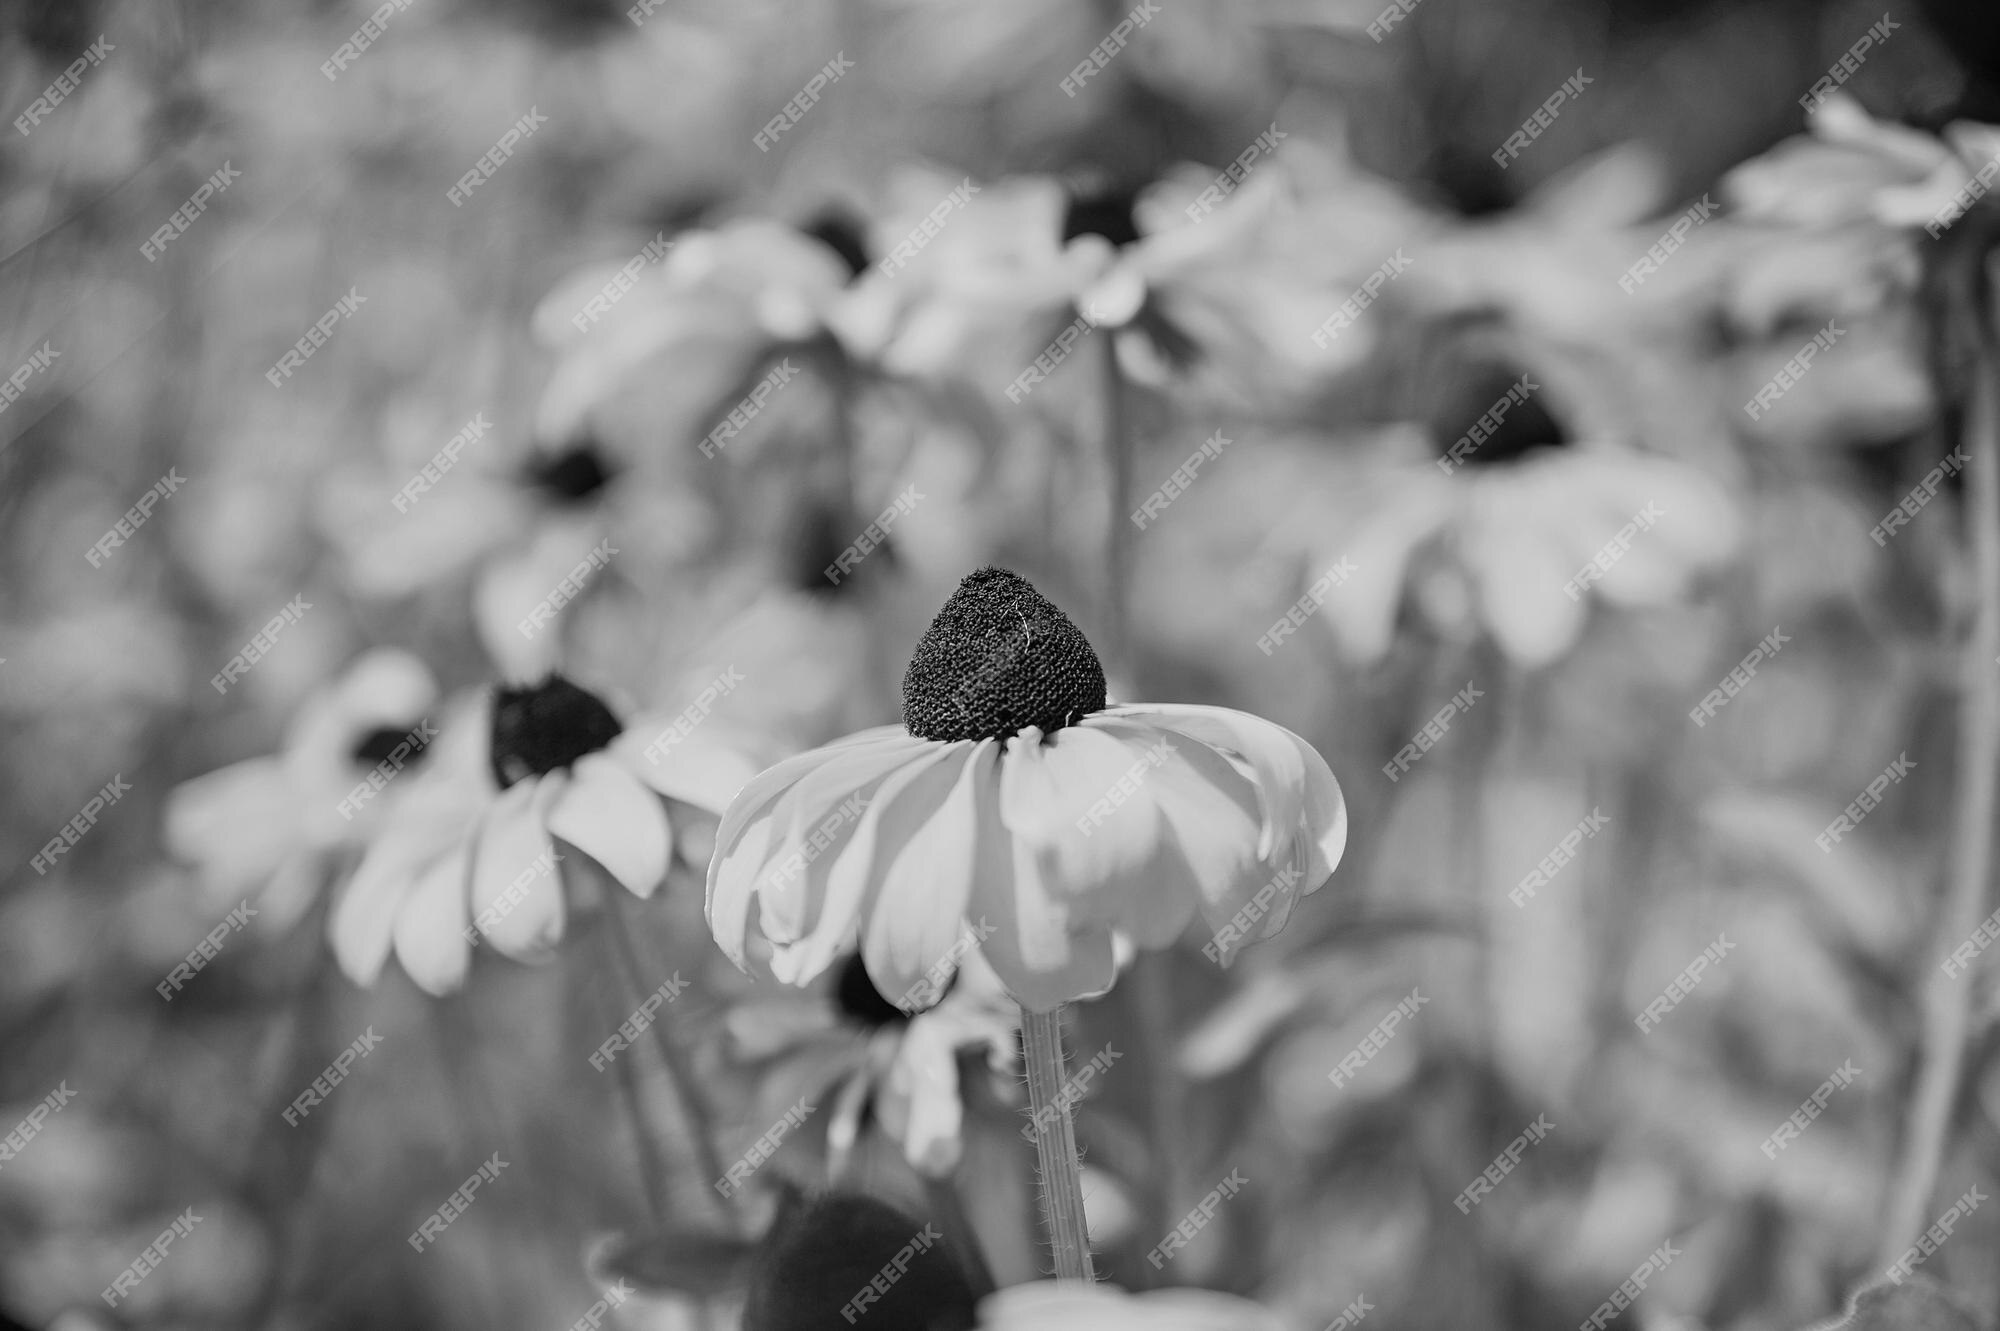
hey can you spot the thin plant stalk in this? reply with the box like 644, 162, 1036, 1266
1019, 1002, 1096, 1281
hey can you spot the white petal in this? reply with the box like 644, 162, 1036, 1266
1102, 705, 1306, 862
998, 726, 1162, 920
392, 846, 473, 995
969, 773, 1118, 1013
861, 743, 993, 1005
610, 725, 764, 816
163, 758, 301, 887
548, 754, 671, 898
469, 776, 566, 961
330, 819, 449, 987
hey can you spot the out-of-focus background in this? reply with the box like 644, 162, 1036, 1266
8, 0, 2000, 1327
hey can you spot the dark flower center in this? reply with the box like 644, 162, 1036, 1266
835, 953, 912, 1027
350, 723, 427, 768
745, 1190, 981, 1331
1061, 186, 1142, 249
802, 209, 871, 284
487, 675, 623, 788
901, 567, 1107, 742
1432, 364, 1568, 468
525, 441, 614, 505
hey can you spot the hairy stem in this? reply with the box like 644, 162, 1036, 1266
1020, 1003, 1096, 1281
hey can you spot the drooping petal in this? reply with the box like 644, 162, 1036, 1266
879, 1015, 968, 1176
1103, 704, 1307, 863
970, 784, 1118, 1013
610, 726, 764, 816
860, 742, 995, 1004
771, 742, 967, 989
331, 817, 453, 987
998, 726, 1163, 923
163, 758, 301, 888
392, 845, 473, 995
548, 754, 672, 898
468, 775, 566, 961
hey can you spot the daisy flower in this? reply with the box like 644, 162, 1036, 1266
724, 948, 1018, 1178
330, 673, 759, 995
976, 1281, 1289, 1331
707, 566, 1349, 1013
164, 648, 438, 932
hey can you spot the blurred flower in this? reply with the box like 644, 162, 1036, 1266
725, 948, 1017, 1178
709, 567, 1347, 1011
330, 674, 759, 994
164, 649, 438, 932
976, 1281, 1288, 1331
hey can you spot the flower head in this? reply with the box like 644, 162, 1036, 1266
331, 673, 758, 994
708, 568, 1347, 1011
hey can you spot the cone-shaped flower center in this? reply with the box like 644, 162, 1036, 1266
803, 208, 871, 284
525, 441, 614, 505
902, 567, 1106, 742
488, 675, 623, 789
835, 952, 913, 1027
350, 724, 427, 768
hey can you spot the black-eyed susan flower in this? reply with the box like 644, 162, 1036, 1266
724, 948, 1018, 1179
165, 648, 439, 932
330, 673, 759, 995
707, 567, 1348, 1013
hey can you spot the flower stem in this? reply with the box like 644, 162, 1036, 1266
1019, 1002, 1095, 1281
1877, 246, 2000, 1264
